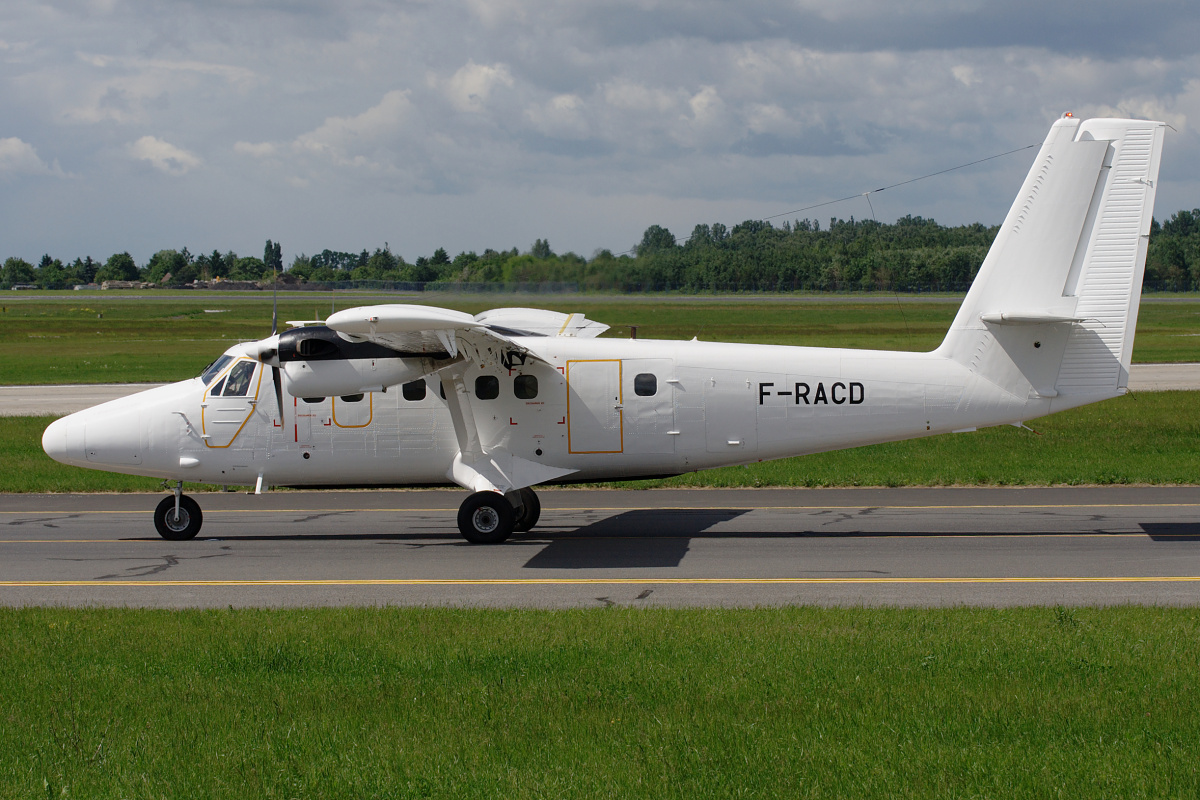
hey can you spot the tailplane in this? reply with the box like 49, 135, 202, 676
939, 115, 1166, 404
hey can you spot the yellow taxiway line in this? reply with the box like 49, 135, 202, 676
2, 576, 1200, 588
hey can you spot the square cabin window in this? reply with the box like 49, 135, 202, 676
514, 374, 538, 400
221, 361, 257, 397
634, 373, 657, 397
475, 375, 500, 400
402, 380, 426, 402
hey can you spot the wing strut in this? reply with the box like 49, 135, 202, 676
435, 365, 576, 495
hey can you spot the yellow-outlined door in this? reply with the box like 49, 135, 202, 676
566, 359, 623, 453
201, 358, 263, 448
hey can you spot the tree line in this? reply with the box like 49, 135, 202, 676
5, 211, 1200, 292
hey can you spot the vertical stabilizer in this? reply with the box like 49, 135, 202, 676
939, 116, 1165, 404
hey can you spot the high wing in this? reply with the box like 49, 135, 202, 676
323, 304, 609, 495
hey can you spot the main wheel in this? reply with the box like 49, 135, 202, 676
154, 495, 203, 541
512, 487, 541, 533
457, 492, 515, 544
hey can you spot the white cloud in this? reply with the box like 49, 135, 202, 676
128, 136, 202, 175
0, 137, 65, 178
234, 141, 277, 158
438, 61, 514, 112
293, 89, 414, 163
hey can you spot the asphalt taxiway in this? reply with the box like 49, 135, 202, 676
2, 487, 1198, 608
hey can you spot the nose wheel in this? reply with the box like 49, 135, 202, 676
154, 494, 203, 541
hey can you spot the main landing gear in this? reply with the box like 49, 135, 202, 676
154, 481, 203, 541
457, 487, 541, 544
150, 483, 539, 544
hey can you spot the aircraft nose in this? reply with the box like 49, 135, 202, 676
42, 415, 82, 466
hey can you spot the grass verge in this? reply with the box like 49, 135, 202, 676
1, 606, 1198, 798
5, 391, 1198, 492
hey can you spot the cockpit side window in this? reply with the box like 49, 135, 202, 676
220, 361, 257, 397
200, 355, 234, 385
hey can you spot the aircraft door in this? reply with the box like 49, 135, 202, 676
566, 359, 623, 453
703, 369, 759, 454
622, 359, 675, 454
201, 358, 263, 448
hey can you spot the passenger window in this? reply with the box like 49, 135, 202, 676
402, 380, 426, 402
475, 375, 499, 400
209, 376, 227, 396
514, 375, 538, 400
634, 373, 657, 397
221, 361, 256, 397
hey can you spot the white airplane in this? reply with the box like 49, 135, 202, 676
43, 115, 1165, 543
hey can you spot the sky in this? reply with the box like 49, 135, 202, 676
3, 0, 1200, 266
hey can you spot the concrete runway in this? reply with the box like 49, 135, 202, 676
3, 363, 1196, 416
2, 487, 1198, 608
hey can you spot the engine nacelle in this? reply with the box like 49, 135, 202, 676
281, 358, 427, 398
277, 326, 436, 398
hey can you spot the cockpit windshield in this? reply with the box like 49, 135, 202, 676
199, 354, 235, 385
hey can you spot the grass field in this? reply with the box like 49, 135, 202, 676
1, 292, 1196, 384
5, 390, 1198, 492
2, 606, 1198, 798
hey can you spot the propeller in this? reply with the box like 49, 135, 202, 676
269, 262, 284, 419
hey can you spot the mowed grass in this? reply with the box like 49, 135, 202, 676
1, 292, 1196, 384
5, 391, 1198, 492
1, 606, 1198, 798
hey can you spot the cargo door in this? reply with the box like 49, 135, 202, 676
566, 359, 623, 453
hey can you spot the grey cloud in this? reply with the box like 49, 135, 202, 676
568, 0, 1200, 60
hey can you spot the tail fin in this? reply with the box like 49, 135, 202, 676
939, 115, 1166, 404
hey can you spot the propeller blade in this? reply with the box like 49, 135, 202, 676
272, 365, 284, 419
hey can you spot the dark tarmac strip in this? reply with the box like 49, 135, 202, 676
1, 487, 1199, 608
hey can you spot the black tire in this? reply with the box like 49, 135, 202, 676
154, 495, 203, 541
512, 487, 541, 533
457, 492, 514, 544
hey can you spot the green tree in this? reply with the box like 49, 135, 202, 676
531, 238, 553, 259
36, 255, 69, 289
95, 252, 138, 283
637, 225, 677, 255
144, 249, 191, 284
264, 240, 283, 274
430, 247, 450, 267
1, 257, 35, 289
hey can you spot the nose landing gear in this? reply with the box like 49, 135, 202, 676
154, 481, 203, 541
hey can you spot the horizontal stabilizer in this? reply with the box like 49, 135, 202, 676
979, 312, 1086, 325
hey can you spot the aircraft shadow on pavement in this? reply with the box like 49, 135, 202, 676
1140, 522, 1200, 541
522, 509, 749, 570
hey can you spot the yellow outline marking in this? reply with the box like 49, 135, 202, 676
566, 359, 624, 454
2, 576, 1200, 588
331, 392, 373, 428
556, 313, 575, 336
201, 358, 263, 449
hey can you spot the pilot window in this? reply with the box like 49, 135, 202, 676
634, 373, 657, 397
514, 374, 538, 399
475, 375, 499, 400
200, 354, 234, 385
402, 380, 427, 401
221, 361, 256, 397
